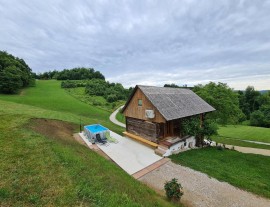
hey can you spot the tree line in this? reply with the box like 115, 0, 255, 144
0, 51, 35, 94
165, 82, 270, 128
35, 67, 105, 80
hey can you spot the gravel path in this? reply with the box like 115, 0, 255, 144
109, 105, 126, 128
139, 161, 270, 207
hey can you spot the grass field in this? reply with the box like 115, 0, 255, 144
170, 147, 270, 199
116, 111, 126, 124
0, 81, 176, 206
65, 87, 125, 112
0, 114, 175, 206
0, 80, 123, 134
213, 125, 270, 150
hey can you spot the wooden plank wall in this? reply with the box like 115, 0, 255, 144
123, 88, 166, 123
126, 117, 160, 143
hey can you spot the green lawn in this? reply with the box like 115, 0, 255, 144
218, 125, 270, 143
170, 147, 270, 199
116, 111, 126, 124
212, 125, 270, 150
0, 81, 176, 206
0, 114, 174, 206
0, 80, 123, 134
0, 80, 108, 119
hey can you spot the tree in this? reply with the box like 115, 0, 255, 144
55, 67, 105, 80
0, 51, 34, 94
85, 79, 107, 96
250, 105, 270, 128
181, 115, 218, 146
244, 86, 261, 118
164, 83, 180, 88
0, 66, 23, 93
193, 82, 244, 125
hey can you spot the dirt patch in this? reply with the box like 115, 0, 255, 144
27, 118, 79, 144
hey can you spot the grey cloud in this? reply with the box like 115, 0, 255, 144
0, 0, 270, 89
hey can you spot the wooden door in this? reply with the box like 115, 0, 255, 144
164, 121, 173, 137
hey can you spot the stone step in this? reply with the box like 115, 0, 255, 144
158, 144, 169, 150
154, 148, 167, 157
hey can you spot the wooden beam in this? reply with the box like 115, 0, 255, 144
123, 131, 158, 148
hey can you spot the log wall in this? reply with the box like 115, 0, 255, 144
126, 117, 164, 143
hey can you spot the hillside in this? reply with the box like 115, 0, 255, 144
0, 81, 176, 206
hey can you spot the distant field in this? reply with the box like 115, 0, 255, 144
0, 80, 122, 134
218, 125, 270, 143
170, 147, 270, 199
212, 125, 270, 150
65, 87, 125, 112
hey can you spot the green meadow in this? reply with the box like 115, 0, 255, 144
170, 147, 270, 199
213, 125, 270, 150
0, 80, 123, 134
0, 80, 176, 206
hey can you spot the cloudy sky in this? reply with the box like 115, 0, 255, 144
1, 0, 270, 89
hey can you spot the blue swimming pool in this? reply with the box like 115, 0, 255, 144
84, 124, 109, 143
85, 124, 108, 133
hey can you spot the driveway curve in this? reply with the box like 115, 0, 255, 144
109, 105, 126, 128
139, 161, 270, 207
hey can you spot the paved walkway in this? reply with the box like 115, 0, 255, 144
79, 131, 162, 175
109, 105, 126, 128
139, 161, 270, 207
227, 144, 270, 156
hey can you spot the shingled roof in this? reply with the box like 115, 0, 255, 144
122, 85, 215, 121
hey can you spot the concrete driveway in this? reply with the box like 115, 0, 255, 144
80, 131, 162, 175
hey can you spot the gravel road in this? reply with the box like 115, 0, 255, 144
139, 161, 270, 207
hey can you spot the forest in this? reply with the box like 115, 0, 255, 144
35, 68, 105, 80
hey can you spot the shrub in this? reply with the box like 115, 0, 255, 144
164, 178, 183, 201
216, 145, 223, 150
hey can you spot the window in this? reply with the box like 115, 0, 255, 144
138, 99, 142, 106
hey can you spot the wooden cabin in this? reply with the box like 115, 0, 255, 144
122, 85, 215, 146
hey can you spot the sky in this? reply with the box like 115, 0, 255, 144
0, 0, 270, 90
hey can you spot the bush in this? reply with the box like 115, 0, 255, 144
216, 145, 223, 150
0, 51, 33, 94
250, 105, 270, 128
164, 178, 183, 201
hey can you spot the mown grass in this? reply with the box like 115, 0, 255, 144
212, 136, 270, 150
212, 125, 270, 150
170, 147, 270, 199
218, 125, 270, 143
0, 114, 175, 206
0, 80, 109, 119
0, 80, 123, 134
0, 81, 177, 206
116, 111, 126, 124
